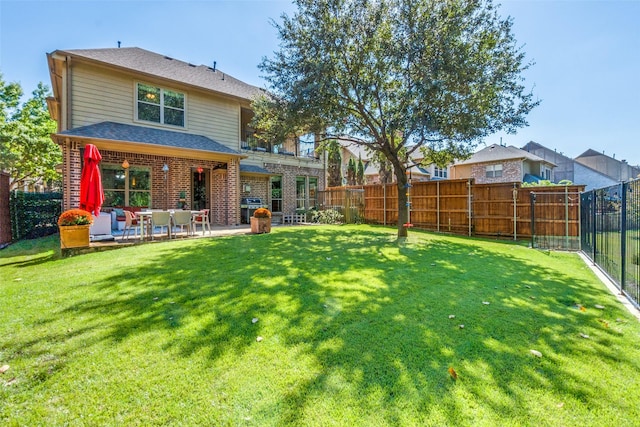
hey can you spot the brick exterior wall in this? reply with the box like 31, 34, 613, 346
470, 160, 522, 184
59, 139, 240, 225
263, 163, 325, 215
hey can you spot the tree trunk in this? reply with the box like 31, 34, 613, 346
395, 165, 409, 238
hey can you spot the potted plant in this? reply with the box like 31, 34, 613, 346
251, 207, 272, 234
58, 209, 94, 249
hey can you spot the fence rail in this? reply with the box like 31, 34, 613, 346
580, 179, 640, 309
321, 180, 584, 250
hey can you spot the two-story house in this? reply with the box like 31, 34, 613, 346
522, 141, 639, 190
47, 47, 324, 226
450, 143, 556, 184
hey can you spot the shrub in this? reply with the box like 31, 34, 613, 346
253, 208, 271, 218
312, 209, 344, 224
57, 209, 94, 226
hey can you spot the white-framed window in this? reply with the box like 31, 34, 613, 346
434, 166, 448, 178
295, 176, 318, 211
485, 164, 503, 178
296, 176, 306, 209
270, 176, 283, 213
102, 163, 151, 207
136, 83, 185, 127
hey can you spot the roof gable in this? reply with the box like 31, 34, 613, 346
456, 144, 555, 166
55, 47, 264, 101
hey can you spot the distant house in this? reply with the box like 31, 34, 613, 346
337, 141, 452, 185
450, 144, 555, 184
522, 141, 639, 190
46, 47, 325, 225
575, 149, 640, 182
521, 141, 575, 183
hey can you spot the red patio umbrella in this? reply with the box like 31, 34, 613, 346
79, 143, 105, 216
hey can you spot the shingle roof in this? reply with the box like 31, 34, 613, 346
57, 121, 241, 156
56, 47, 265, 101
456, 144, 555, 166
240, 164, 272, 175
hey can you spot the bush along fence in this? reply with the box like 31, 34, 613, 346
581, 179, 640, 309
320, 180, 584, 249
0, 173, 11, 244
10, 191, 63, 240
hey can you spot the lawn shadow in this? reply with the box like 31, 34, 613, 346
50, 227, 640, 424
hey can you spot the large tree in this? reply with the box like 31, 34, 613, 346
0, 75, 60, 190
257, 0, 538, 237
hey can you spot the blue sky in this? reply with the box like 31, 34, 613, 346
1, 0, 638, 166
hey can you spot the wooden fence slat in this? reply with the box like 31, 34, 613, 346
321, 180, 585, 243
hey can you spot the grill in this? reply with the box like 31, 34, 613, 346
240, 197, 266, 224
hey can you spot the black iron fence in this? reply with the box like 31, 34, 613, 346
10, 191, 63, 240
580, 179, 640, 309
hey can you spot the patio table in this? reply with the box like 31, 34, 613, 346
136, 210, 201, 240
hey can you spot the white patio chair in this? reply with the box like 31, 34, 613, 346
151, 211, 172, 240
122, 210, 140, 241
192, 209, 211, 235
172, 210, 193, 237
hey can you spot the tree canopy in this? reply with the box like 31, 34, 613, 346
0, 74, 60, 191
256, 0, 538, 237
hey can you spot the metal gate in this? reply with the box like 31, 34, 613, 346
530, 189, 581, 250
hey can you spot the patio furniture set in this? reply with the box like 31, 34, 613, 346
122, 209, 211, 241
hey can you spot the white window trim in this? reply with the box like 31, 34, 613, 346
134, 82, 187, 129
485, 164, 503, 178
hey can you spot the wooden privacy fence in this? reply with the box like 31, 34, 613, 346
321, 180, 585, 248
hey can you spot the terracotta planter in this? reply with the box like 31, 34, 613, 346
59, 224, 91, 249
250, 217, 271, 234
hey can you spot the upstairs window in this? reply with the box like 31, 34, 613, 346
434, 166, 447, 178
137, 83, 185, 127
485, 164, 503, 178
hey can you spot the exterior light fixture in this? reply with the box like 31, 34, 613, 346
122, 159, 130, 169
162, 164, 169, 173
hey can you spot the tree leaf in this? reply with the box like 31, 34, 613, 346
448, 367, 458, 380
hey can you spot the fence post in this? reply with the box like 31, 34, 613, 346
437, 180, 440, 232
467, 179, 472, 236
530, 192, 536, 248
383, 183, 386, 226
621, 181, 627, 293
592, 190, 597, 262
565, 186, 570, 249
512, 184, 518, 240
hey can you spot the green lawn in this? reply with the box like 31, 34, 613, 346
1, 225, 639, 426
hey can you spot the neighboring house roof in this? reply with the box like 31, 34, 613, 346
456, 144, 556, 166
342, 141, 372, 161
54, 47, 265, 101
576, 148, 605, 158
521, 141, 573, 163
57, 121, 241, 156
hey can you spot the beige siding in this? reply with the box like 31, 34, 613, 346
189, 92, 239, 149
71, 64, 133, 127
69, 63, 241, 150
